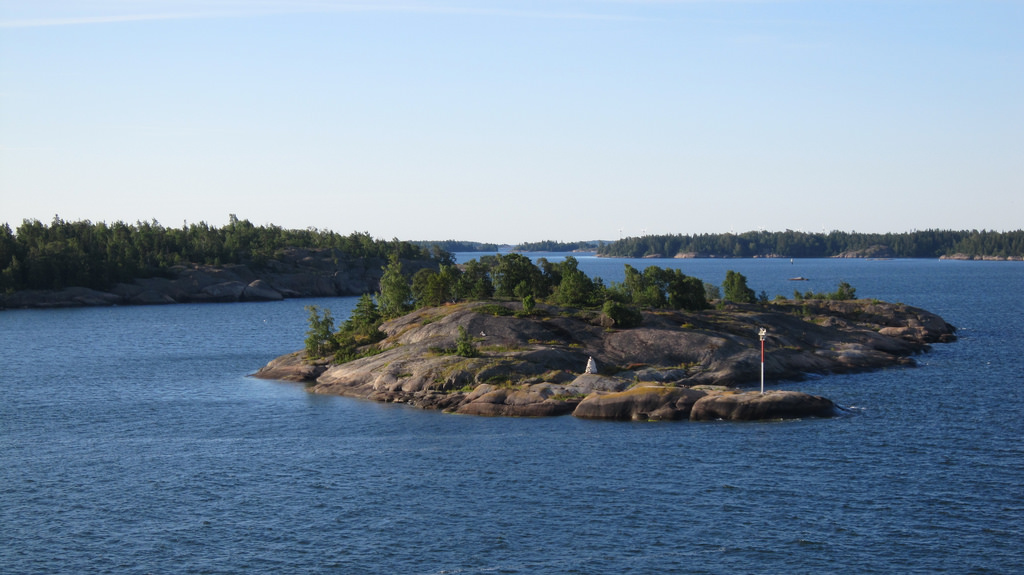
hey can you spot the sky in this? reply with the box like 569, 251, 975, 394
1, 1, 1021, 244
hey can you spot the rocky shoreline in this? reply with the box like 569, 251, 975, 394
939, 253, 1023, 261
252, 298, 957, 421
0, 248, 435, 309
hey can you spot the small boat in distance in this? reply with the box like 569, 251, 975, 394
789, 276, 810, 281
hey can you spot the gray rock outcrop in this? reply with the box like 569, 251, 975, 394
574, 386, 707, 421
689, 390, 836, 421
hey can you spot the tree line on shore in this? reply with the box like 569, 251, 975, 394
0, 215, 444, 293
412, 240, 501, 253
596, 229, 1024, 259
8, 216, 1012, 296
515, 240, 606, 252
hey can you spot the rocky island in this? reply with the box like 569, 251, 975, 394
253, 298, 957, 422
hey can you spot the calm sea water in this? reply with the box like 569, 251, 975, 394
2, 257, 1022, 574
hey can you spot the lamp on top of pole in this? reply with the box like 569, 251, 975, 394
758, 327, 767, 395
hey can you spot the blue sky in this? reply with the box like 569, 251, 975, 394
1, 1, 1021, 243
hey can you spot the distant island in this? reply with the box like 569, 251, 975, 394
252, 254, 957, 421
595, 229, 1024, 260
412, 239, 502, 253
514, 240, 607, 252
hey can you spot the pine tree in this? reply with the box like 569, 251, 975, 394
723, 270, 756, 304
346, 293, 381, 335
377, 253, 412, 319
304, 305, 337, 359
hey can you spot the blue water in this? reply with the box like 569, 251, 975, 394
2, 258, 1022, 574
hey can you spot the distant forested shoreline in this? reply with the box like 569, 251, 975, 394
596, 230, 1024, 260
515, 240, 607, 252
0, 216, 446, 293
413, 240, 501, 253
413, 239, 605, 253
3, 218, 1021, 295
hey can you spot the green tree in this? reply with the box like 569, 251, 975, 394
455, 325, 479, 357
344, 293, 382, 335
458, 259, 494, 300
0, 223, 20, 291
411, 268, 441, 308
704, 282, 721, 302
555, 256, 596, 307
412, 264, 461, 308
378, 253, 412, 319
521, 293, 536, 315
537, 257, 562, 291
602, 300, 643, 328
638, 266, 670, 308
722, 270, 756, 303
1, 255, 23, 292
665, 270, 708, 311
491, 253, 544, 298
611, 265, 704, 310
617, 264, 665, 308
434, 264, 462, 304
832, 281, 857, 300
332, 294, 386, 364
304, 305, 337, 359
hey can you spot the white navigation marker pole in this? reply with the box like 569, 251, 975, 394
758, 327, 767, 395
